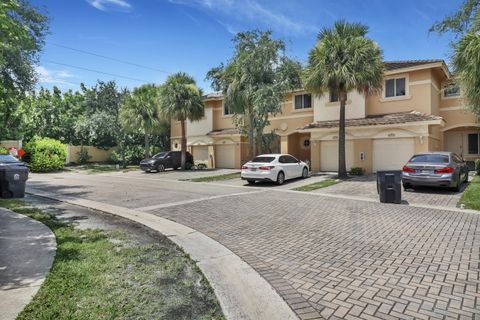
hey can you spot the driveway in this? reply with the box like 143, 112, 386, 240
314, 175, 466, 209
27, 171, 480, 319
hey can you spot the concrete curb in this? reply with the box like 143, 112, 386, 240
0, 208, 56, 320
27, 188, 298, 320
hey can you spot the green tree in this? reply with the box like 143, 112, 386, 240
159, 72, 204, 170
120, 84, 165, 159
304, 21, 384, 179
207, 30, 301, 159
0, 0, 49, 139
431, 0, 480, 115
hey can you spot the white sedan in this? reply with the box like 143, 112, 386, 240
241, 154, 309, 185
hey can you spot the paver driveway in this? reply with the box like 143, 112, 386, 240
28, 171, 480, 319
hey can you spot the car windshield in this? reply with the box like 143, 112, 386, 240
0, 155, 19, 163
152, 152, 167, 159
251, 156, 275, 163
409, 154, 449, 163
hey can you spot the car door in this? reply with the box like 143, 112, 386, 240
286, 155, 303, 178
278, 156, 292, 178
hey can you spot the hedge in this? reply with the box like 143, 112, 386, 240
24, 138, 67, 172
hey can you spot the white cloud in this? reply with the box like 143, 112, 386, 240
168, 0, 317, 35
87, 0, 132, 12
35, 66, 77, 86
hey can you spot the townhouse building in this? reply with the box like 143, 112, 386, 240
170, 60, 479, 173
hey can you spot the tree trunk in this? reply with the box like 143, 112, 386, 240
338, 92, 347, 179
247, 112, 255, 160
144, 131, 150, 159
180, 119, 187, 170
120, 136, 126, 169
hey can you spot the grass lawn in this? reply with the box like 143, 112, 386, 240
0, 199, 224, 320
292, 178, 340, 192
65, 163, 138, 174
190, 172, 240, 182
459, 175, 480, 210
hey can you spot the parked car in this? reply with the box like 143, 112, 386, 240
0, 154, 27, 167
140, 151, 194, 172
241, 154, 309, 185
401, 152, 469, 191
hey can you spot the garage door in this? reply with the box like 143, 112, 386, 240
320, 141, 354, 172
215, 144, 236, 168
373, 138, 415, 172
192, 146, 209, 162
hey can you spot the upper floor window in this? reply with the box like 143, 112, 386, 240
468, 133, 479, 154
385, 77, 406, 98
294, 93, 312, 110
329, 91, 338, 102
443, 84, 460, 98
223, 103, 233, 115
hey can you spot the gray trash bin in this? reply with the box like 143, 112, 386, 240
377, 170, 402, 204
0, 165, 29, 198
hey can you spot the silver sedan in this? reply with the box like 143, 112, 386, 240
401, 152, 469, 191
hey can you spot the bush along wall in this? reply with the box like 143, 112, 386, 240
24, 138, 67, 172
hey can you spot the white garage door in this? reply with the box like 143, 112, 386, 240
373, 138, 415, 172
215, 144, 236, 168
192, 146, 209, 162
320, 141, 354, 172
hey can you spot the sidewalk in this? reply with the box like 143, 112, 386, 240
0, 208, 56, 320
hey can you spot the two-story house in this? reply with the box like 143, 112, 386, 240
170, 60, 479, 173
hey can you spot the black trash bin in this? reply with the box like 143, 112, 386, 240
0, 165, 29, 198
377, 170, 402, 204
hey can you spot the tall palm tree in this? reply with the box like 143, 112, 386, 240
159, 72, 204, 170
304, 21, 384, 179
120, 84, 163, 159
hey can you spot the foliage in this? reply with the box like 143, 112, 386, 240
24, 137, 66, 172
348, 167, 364, 176
109, 144, 145, 165
304, 21, 384, 178
76, 146, 91, 164
0, 201, 224, 320
431, 0, 480, 115
159, 72, 204, 170
475, 159, 480, 175
292, 179, 339, 192
120, 84, 165, 158
0, 0, 49, 140
0, 146, 9, 155
207, 30, 301, 159
459, 175, 480, 210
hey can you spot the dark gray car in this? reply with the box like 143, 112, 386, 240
401, 152, 469, 191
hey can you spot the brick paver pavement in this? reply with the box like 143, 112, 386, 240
316, 175, 465, 209
149, 191, 480, 319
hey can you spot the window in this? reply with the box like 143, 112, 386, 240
468, 133, 479, 154
444, 85, 460, 98
329, 91, 338, 102
303, 139, 310, 147
385, 77, 406, 98
409, 154, 449, 163
251, 156, 275, 163
223, 103, 232, 115
294, 93, 312, 110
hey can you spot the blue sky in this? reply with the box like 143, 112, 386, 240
32, 0, 461, 92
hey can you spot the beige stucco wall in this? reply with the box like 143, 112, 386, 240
187, 108, 212, 137
0, 140, 22, 149
353, 139, 373, 173
67, 145, 115, 163
314, 90, 366, 122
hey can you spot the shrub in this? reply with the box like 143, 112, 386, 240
24, 137, 67, 172
109, 145, 145, 165
77, 146, 91, 164
348, 167, 364, 176
0, 146, 8, 155
475, 159, 480, 175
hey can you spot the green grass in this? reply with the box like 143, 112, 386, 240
292, 178, 340, 192
0, 199, 224, 320
190, 172, 240, 182
65, 164, 138, 174
459, 175, 480, 210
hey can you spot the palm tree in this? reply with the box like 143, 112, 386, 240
120, 84, 163, 159
159, 72, 204, 170
304, 21, 384, 179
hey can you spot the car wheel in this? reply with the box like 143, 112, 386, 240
157, 164, 165, 172
454, 174, 462, 192
301, 167, 308, 179
247, 179, 256, 185
186, 162, 193, 170
276, 172, 285, 185
402, 183, 409, 191
463, 172, 469, 183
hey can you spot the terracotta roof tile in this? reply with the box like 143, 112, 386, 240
301, 111, 443, 130
384, 59, 444, 71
